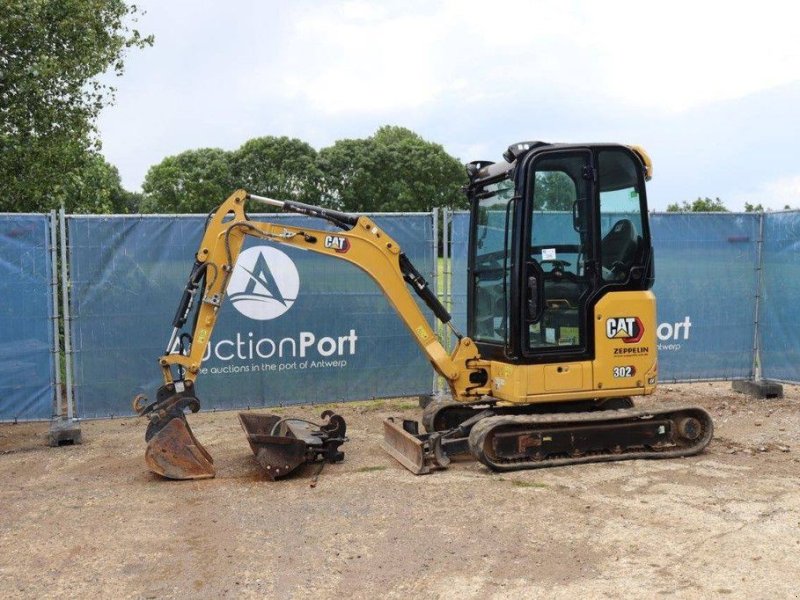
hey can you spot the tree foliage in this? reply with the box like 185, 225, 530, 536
533, 172, 576, 210
231, 136, 320, 205
317, 126, 467, 212
140, 148, 235, 213
0, 0, 152, 211
61, 152, 138, 213
140, 127, 468, 214
141, 137, 322, 212
666, 197, 728, 212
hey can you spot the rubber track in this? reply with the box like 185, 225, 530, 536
468, 406, 714, 472
422, 398, 637, 432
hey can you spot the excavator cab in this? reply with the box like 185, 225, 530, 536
467, 143, 654, 367
386, 143, 709, 474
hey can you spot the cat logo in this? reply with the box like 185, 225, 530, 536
324, 235, 350, 253
605, 316, 644, 344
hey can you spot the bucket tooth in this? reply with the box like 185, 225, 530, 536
144, 417, 215, 480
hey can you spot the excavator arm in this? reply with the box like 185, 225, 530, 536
134, 190, 490, 479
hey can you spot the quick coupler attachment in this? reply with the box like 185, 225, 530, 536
133, 382, 215, 480
238, 410, 348, 481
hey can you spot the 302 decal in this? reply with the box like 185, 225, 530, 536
612, 365, 636, 378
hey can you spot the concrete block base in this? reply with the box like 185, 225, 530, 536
732, 379, 784, 399
48, 419, 82, 447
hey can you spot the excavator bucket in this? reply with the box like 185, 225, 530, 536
239, 411, 348, 480
144, 415, 215, 480
238, 413, 308, 480
135, 390, 216, 480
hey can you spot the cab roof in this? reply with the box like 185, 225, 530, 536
466, 141, 652, 186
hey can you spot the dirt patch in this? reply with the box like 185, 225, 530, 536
1, 383, 799, 598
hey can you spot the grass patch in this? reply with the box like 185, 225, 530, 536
352, 398, 421, 412
392, 401, 420, 411
357, 465, 387, 473
511, 479, 548, 489
356, 400, 388, 411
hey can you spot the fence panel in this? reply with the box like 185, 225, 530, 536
760, 211, 800, 382
0, 214, 55, 420
651, 213, 759, 381
67, 213, 435, 418
449, 212, 759, 382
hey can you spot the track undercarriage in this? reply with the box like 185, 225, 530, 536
382, 398, 713, 474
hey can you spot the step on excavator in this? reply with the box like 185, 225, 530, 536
134, 141, 713, 480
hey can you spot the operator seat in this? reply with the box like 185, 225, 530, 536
601, 219, 638, 280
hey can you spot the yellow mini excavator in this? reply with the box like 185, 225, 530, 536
134, 141, 713, 480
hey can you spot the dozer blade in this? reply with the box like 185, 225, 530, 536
381, 417, 454, 475
144, 416, 216, 480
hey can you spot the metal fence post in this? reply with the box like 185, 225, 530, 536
431, 207, 439, 395
436, 206, 452, 394
752, 211, 765, 381
444, 208, 452, 352
49, 211, 63, 418
731, 211, 783, 398
49, 209, 81, 445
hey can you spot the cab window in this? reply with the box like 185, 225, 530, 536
472, 178, 514, 343
598, 150, 644, 282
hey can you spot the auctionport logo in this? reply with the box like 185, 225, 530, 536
228, 246, 299, 320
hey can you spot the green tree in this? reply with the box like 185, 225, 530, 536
231, 136, 320, 204
140, 148, 236, 213
665, 197, 728, 212
0, 0, 152, 212
534, 171, 576, 210
60, 152, 135, 213
317, 126, 466, 212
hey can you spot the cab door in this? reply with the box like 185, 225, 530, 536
521, 150, 595, 360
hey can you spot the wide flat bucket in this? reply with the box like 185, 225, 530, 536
144, 416, 216, 480
238, 413, 309, 480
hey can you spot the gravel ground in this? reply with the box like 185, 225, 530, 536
0, 382, 799, 599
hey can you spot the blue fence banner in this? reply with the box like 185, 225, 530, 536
0, 215, 55, 420
2, 208, 796, 422
650, 213, 759, 381
450, 211, 760, 382
760, 211, 800, 382
67, 213, 435, 418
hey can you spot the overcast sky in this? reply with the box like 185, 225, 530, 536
97, 0, 800, 210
